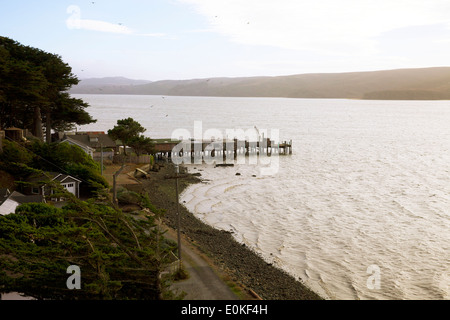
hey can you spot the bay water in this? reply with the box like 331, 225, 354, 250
75, 94, 450, 300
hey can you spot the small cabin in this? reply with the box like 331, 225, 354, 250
59, 136, 95, 158
23, 172, 82, 200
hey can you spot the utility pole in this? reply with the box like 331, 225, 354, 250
100, 143, 104, 176
164, 165, 189, 269
0, 126, 3, 153
112, 163, 126, 206
175, 164, 181, 264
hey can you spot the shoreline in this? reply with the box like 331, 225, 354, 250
125, 162, 324, 300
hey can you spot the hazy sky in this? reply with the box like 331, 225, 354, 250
2, 0, 450, 81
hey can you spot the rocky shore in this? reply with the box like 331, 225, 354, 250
125, 162, 323, 300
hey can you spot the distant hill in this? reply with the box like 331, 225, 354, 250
70, 67, 450, 100
71, 77, 152, 94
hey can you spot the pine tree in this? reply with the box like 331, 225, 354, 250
0, 36, 95, 141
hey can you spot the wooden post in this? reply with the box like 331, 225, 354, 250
112, 163, 126, 206
164, 167, 191, 269
113, 175, 116, 203
100, 143, 103, 176
175, 165, 181, 266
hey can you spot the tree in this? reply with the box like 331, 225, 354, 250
0, 36, 96, 141
0, 138, 108, 196
48, 93, 95, 134
0, 195, 177, 300
107, 118, 147, 156
127, 135, 155, 156
30, 140, 109, 196
38, 54, 95, 142
0, 42, 48, 132
0, 46, 7, 104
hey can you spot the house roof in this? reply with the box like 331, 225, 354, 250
8, 191, 45, 204
60, 136, 95, 152
27, 172, 82, 184
0, 191, 46, 215
64, 133, 117, 149
54, 174, 82, 183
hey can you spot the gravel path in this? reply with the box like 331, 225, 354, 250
165, 227, 240, 300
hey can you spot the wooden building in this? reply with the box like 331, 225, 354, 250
23, 172, 82, 200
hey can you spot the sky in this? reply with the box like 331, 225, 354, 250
2, 0, 450, 81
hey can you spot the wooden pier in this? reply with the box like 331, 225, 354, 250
152, 138, 292, 162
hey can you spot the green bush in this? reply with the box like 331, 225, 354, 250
65, 162, 109, 196
0, 139, 41, 179
116, 189, 142, 205
0, 198, 174, 300
0, 139, 33, 164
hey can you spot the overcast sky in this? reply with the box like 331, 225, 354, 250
2, 0, 450, 81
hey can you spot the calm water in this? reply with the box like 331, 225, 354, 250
75, 94, 450, 300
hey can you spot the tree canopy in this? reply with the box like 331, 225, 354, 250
0, 195, 177, 300
128, 135, 155, 156
0, 36, 95, 141
0, 138, 108, 196
0, 137, 180, 300
108, 118, 154, 156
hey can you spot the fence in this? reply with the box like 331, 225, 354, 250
93, 151, 114, 161
112, 154, 152, 164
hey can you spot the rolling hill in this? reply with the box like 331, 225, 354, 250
69, 67, 450, 100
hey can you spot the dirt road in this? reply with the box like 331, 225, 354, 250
165, 227, 241, 300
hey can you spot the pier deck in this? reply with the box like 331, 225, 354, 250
152, 138, 292, 161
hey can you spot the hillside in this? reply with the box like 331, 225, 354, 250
71, 77, 152, 94
70, 67, 450, 100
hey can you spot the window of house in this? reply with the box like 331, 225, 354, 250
32, 187, 39, 194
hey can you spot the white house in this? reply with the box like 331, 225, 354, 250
0, 191, 46, 216
25, 172, 82, 199
0, 196, 19, 216
59, 135, 95, 158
